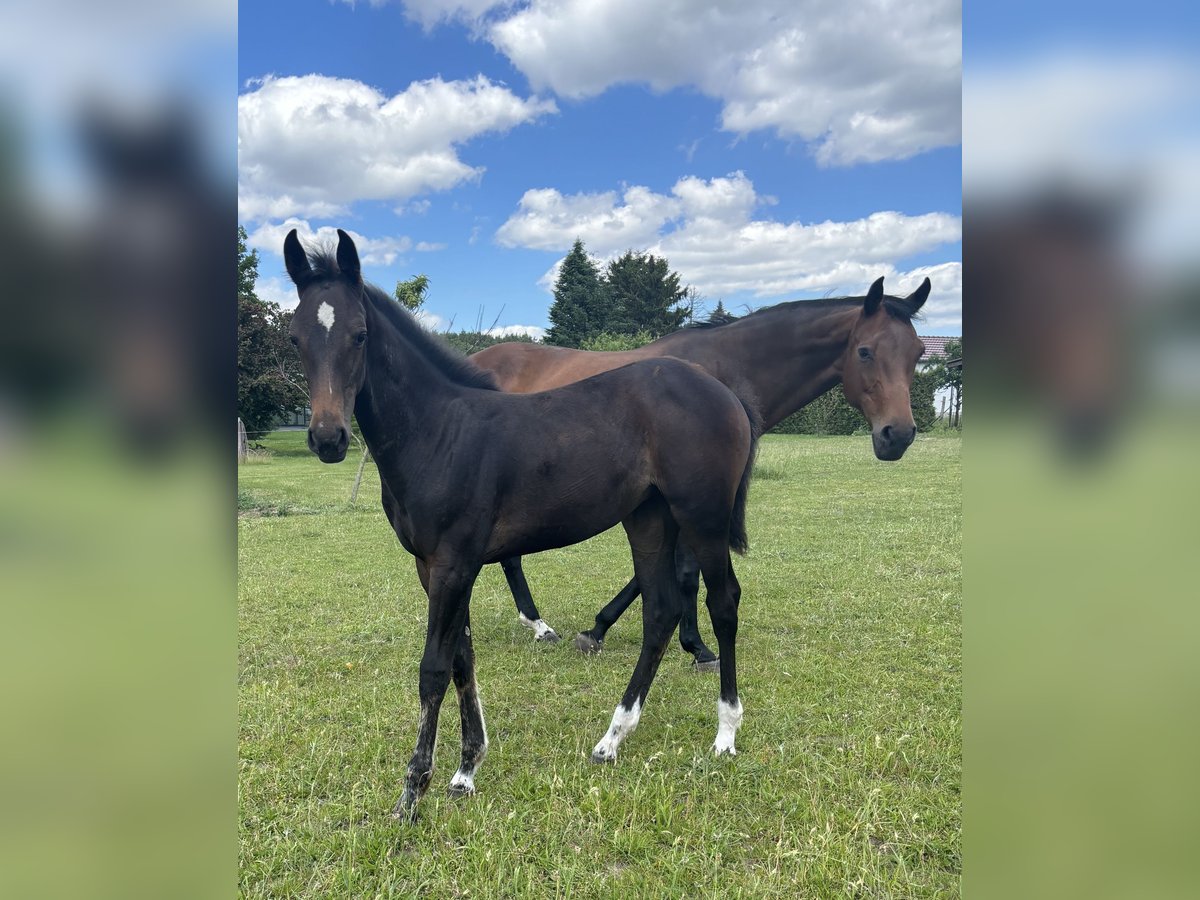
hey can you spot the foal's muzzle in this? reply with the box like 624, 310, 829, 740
308, 422, 349, 463
872, 423, 916, 461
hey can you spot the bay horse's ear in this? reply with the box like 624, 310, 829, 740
864, 276, 885, 316
283, 229, 312, 285
336, 229, 361, 283
904, 277, 932, 313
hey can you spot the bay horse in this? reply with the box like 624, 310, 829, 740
284, 229, 758, 822
471, 277, 931, 662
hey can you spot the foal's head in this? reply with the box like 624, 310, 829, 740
283, 228, 368, 463
840, 277, 931, 461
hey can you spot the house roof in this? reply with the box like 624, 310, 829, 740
919, 335, 959, 362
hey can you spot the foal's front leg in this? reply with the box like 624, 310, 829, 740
393, 560, 479, 822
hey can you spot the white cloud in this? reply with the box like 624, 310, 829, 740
327, 1, 958, 164
415, 241, 447, 252
414, 309, 450, 331
238, 74, 556, 221
246, 218, 414, 267
255, 274, 301, 311
395, 199, 432, 216
496, 184, 681, 254
501, 172, 960, 312
479, 0, 959, 165
487, 324, 546, 340
891, 262, 961, 331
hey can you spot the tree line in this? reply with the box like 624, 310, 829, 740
238, 228, 959, 438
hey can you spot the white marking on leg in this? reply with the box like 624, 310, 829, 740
518, 613, 557, 641
713, 697, 743, 756
591, 699, 642, 762
317, 301, 335, 333
450, 681, 488, 794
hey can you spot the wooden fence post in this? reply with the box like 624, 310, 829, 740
237, 417, 248, 464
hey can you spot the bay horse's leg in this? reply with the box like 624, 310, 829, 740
573, 577, 640, 655
591, 500, 682, 763
674, 543, 719, 669
499, 556, 560, 643
448, 607, 488, 796
393, 558, 479, 822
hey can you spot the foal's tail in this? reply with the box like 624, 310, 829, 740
729, 397, 763, 556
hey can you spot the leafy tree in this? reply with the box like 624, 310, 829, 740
925, 338, 963, 427
238, 225, 258, 297
237, 226, 303, 437
604, 250, 691, 338
545, 239, 610, 347
709, 300, 735, 324
394, 273, 430, 311
580, 330, 654, 351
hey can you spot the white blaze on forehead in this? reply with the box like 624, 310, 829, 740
317, 301, 335, 332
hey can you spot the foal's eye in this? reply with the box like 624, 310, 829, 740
857, 347, 872, 361
289, 335, 299, 347
355, 331, 368, 346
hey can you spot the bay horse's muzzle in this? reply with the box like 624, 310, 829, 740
308, 421, 349, 463
872, 423, 916, 461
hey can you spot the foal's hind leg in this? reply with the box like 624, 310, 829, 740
701, 549, 743, 755
675, 543, 719, 669
500, 556, 560, 643
448, 608, 488, 796
591, 500, 682, 763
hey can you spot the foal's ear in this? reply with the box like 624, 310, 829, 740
336, 229, 361, 283
904, 277, 931, 313
863, 276, 885, 316
283, 229, 312, 285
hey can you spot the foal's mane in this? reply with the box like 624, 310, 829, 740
305, 248, 499, 392
683, 294, 922, 332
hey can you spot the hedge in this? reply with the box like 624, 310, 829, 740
770, 368, 939, 435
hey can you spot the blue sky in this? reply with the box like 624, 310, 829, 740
239, 0, 962, 337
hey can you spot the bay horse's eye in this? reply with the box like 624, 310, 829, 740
857, 346, 872, 361
355, 331, 368, 346
289, 335, 299, 347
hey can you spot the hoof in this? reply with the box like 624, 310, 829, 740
537, 628, 561, 644
390, 793, 419, 823
574, 632, 603, 655
712, 743, 737, 757
692, 656, 720, 673
590, 748, 617, 764
447, 782, 476, 798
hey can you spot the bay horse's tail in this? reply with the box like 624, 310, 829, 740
729, 397, 762, 556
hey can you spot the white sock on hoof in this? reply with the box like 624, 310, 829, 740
713, 698, 743, 756
591, 699, 642, 761
518, 614, 556, 640
449, 768, 477, 793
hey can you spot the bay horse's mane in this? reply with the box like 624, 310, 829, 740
684, 293, 923, 331
303, 247, 499, 392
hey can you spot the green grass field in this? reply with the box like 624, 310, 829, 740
239, 431, 961, 898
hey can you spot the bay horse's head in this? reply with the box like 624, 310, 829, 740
840, 276, 932, 461
283, 228, 368, 464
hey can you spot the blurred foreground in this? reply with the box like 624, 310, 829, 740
966, 8, 1199, 899
0, 2, 233, 898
